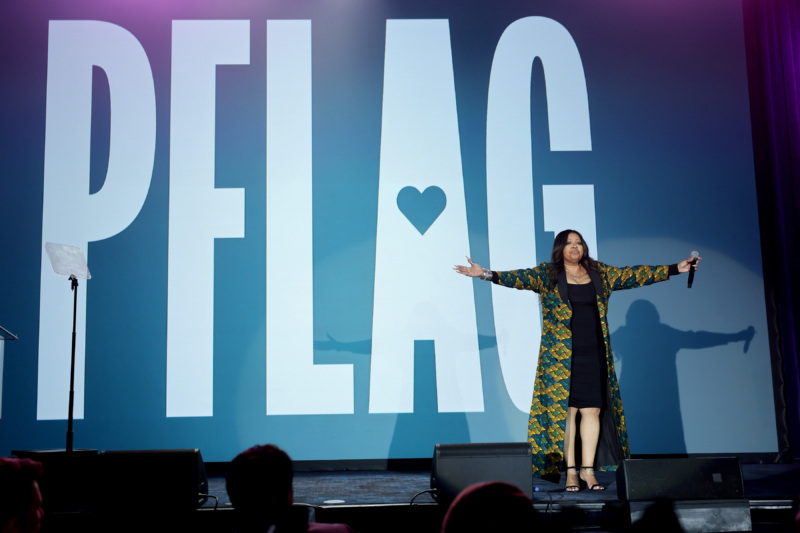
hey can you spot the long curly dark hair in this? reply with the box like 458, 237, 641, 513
549, 229, 598, 287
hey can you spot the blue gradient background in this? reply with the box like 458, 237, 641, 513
0, 0, 776, 461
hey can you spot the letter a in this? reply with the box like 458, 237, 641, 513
370, 20, 483, 414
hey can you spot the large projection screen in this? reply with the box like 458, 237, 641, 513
0, 0, 778, 462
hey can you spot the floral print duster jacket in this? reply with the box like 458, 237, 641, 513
493, 261, 674, 478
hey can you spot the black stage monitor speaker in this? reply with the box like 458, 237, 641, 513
431, 442, 532, 503
97, 449, 209, 511
12, 449, 99, 512
617, 457, 745, 501
617, 457, 751, 533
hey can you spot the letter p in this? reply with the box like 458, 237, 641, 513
37, 21, 155, 420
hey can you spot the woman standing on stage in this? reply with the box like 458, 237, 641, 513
454, 229, 699, 492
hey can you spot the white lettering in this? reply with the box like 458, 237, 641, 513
369, 19, 483, 414
166, 20, 249, 417
265, 20, 354, 415
38, 21, 156, 420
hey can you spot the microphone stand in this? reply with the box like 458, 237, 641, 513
13, 243, 94, 459
11, 243, 97, 513
67, 275, 78, 453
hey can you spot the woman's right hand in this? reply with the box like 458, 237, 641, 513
453, 256, 485, 278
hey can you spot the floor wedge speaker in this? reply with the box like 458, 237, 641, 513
431, 442, 532, 503
11, 449, 99, 512
97, 449, 208, 511
617, 457, 745, 501
617, 458, 750, 533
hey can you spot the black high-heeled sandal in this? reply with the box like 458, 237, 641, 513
565, 466, 582, 492
580, 466, 605, 491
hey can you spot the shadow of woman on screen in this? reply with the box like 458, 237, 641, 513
314, 335, 472, 462
385, 340, 472, 462
612, 299, 754, 454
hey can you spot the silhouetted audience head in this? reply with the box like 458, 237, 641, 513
793, 495, 799, 532
227, 444, 294, 530
226, 444, 353, 533
0, 457, 44, 533
441, 481, 536, 532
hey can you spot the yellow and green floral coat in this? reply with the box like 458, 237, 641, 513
493, 261, 674, 478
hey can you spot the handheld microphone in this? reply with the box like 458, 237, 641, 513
687, 251, 699, 288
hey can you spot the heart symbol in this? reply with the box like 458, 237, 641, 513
396, 186, 447, 235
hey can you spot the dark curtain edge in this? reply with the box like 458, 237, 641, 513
742, 0, 800, 462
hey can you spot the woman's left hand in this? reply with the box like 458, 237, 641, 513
677, 256, 702, 273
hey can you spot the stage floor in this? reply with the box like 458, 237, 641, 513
39, 462, 798, 532
198, 463, 799, 533
205, 463, 800, 508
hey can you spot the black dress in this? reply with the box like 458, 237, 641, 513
567, 282, 607, 408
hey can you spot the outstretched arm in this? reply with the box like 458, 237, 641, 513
455, 257, 548, 291
604, 256, 701, 292
453, 257, 492, 280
